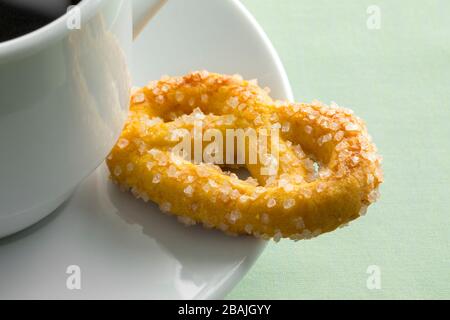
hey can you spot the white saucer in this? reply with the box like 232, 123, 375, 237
0, 0, 293, 299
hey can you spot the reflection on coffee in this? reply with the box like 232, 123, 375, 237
0, 0, 82, 42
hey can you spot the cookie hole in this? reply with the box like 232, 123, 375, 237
222, 166, 252, 181
313, 161, 320, 175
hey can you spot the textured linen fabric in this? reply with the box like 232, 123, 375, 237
228, 0, 450, 299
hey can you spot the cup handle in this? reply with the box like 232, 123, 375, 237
132, 0, 168, 40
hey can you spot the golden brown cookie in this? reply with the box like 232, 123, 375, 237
106, 71, 383, 241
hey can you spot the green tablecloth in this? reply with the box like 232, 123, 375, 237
228, 0, 450, 299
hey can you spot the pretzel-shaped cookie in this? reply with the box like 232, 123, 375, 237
106, 72, 383, 241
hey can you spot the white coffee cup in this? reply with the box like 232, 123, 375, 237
0, 0, 166, 238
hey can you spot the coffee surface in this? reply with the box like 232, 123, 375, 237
0, 0, 81, 42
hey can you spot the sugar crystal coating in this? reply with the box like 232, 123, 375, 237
114, 166, 122, 177
117, 138, 129, 149
283, 198, 296, 209
107, 72, 383, 241
267, 198, 277, 208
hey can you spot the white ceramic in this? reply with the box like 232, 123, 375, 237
0, 0, 293, 299
0, 0, 166, 238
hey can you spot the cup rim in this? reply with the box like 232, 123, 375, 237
0, 0, 103, 59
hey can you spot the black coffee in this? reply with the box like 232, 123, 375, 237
0, 0, 82, 42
